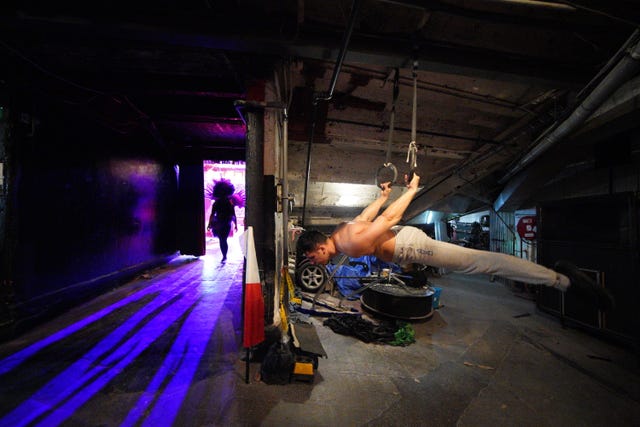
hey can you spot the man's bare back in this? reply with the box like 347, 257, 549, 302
331, 221, 397, 262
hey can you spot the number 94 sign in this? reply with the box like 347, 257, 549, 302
516, 215, 537, 240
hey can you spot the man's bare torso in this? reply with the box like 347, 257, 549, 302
331, 221, 396, 262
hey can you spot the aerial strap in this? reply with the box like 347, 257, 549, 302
376, 68, 400, 188
385, 68, 400, 165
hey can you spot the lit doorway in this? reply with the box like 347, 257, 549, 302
203, 161, 246, 256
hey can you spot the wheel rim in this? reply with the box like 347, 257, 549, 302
299, 264, 326, 291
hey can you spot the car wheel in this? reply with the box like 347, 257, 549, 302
296, 261, 328, 293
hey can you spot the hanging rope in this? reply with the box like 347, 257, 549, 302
406, 142, 417, 170
405, 58, 419, 183
375, 59, 420, 187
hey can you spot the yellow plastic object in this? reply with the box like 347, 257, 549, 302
283, 268, 301, 305
293, 361, 314, 376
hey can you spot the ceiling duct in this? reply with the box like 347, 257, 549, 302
494, 29, 640, 211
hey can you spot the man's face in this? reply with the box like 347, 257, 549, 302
305, 245, 330, 265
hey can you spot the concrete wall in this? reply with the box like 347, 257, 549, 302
1, 93, 179, 339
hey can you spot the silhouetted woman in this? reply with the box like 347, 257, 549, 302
207, 179, 238, 263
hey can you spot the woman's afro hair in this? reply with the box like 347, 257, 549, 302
212, 179, 235, 198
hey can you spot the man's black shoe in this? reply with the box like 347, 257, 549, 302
554, 260, 615, 312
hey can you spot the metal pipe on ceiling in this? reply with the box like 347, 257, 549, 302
301, 0, 361, 227
499, 29, 640, 186
313, 0, 362, 103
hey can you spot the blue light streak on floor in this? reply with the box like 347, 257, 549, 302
0, 282, 163, 376
0, 242, 243, 427
124, 276, 232, 426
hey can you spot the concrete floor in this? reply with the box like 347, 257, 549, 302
0, 235, 639, 426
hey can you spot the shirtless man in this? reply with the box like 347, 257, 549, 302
297, 173, 615, 311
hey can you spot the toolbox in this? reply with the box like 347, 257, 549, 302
292, 355, 317, 382
289, 322, 326, 383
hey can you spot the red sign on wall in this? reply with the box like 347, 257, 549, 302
516, 215, 537, 240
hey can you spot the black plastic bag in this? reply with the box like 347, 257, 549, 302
260, 341, 295, 385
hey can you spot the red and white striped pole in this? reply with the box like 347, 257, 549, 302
240, 227, 265, 382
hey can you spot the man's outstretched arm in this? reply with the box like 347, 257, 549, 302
375, 173, 420, 228
353, 182, 392, 222
334, 176, 420, 256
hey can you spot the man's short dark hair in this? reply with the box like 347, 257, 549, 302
296, 230, 328, 253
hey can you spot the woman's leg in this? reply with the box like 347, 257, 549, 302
219, 237, 228, 260
218, 225, 231, 261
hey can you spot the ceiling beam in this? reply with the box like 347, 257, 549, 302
1, 11, 598, 88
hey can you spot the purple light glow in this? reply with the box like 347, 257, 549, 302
203, 161, 246, 230
195, 122, 246, 141
110, 159, 161, 224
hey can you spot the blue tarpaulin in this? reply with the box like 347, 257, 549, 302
325, 256, 401, 299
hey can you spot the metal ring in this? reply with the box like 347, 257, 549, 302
375, 163, 398, 188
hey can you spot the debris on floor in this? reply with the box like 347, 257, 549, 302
323, 313, 416, 346
463, 361, 495, 370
